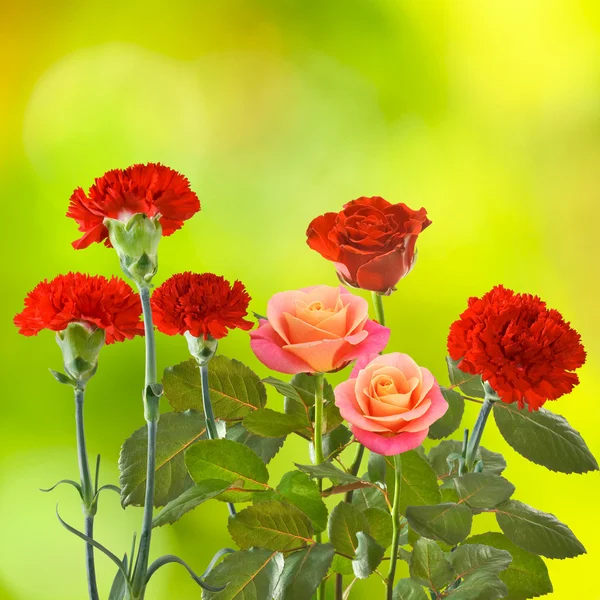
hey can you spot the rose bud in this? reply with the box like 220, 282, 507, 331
249, 285, 390, 374
306, 196, 431, 295
334, 353, 448, 456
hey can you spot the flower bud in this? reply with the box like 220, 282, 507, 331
105, 213, 162, 285
56, 322, 105, 384
185, 331, 218, 365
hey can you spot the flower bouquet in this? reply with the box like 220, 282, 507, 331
15, 164, 596, 600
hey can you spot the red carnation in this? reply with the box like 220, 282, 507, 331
447, 285, 586, 411
306, 196, 431, 294
14, 273, 144, 344
151, 272, 253, 340
67, 163, 200, 249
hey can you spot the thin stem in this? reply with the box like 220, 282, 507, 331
199, 362, 236, 516
464, 395, 495, 470
132, 285, 160, 599
386, 454, 402, 600
313, 372, 326, 600
336, 443, 366, 599
371, 291, 386, 327
75, 387, 99, 600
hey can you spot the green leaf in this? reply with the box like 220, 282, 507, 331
368, 452, 387, 485
228, 500, 314, 551
328, 502, 370, 557
119, 411, 206, 507
152, 479, 231, 527
494, 500, 585, 559
429, 441, 506, 482
386, 450, 441, 514
274, 544, 335, 600
428, 388, 465, 439
164, 356, 266, 420
311, 425, 352, 462
445, 571, 508, 600
409, 537, 455, 592
453, 473, 515, 509
185, 438, 270, 503
493, 403, 598, 474
449, 544, 512, 579
352, 481, 389, 513
406, 503, 473, 546
108, 555, 128, 600
446, 357, 485, 398
322, 399, 343, 434
352, 532, 385, 579
363, 507, 393, 548
202, 548, 284, 599
226, 423, 285, 464
465, 532, 553, 600
243, 408, 307, 438
392, 579, 429, 600
295, 462, 362, 485
277, 471, 328, 533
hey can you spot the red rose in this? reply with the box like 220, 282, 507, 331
306, 196, 431, 294
151, 272, 253, 340
447, 285, 586, 411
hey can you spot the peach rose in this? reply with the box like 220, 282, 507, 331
249, 285, 390, 374
335, 353, 448, 455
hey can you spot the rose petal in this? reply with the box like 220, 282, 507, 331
335, 380, 390, 433
249, 320, 313, 374
284, 313, 340, 344
284, 336, 355, 373
355, 243, 414, 294
267, 290, 301, 344
351, 426, 428, 456
401, 381, 449, 432
335, 319, 390, 367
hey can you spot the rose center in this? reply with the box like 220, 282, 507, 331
372, 374, 397, 397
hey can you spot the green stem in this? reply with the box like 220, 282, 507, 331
313, 372, 326, 600
335, 443, 366, 599
464, 388, 495, 470
132, 285, 160, 599
387, 454, 402, 600
74, 387, 99, 600
371, 291, 386, 327
199, 362, 236, 516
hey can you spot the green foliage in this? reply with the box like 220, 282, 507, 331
409, 538, 455, 592
387, 450, 441, 514
352, 532, 385, 579
428, 388, 465, 439
453, 473, 515, 509
494, 500, 585, 559
406, 503, 473, 546
119, 410, 206, 507
243, 408, 307, 437
446, 357, 485, 398
392, 579, 429, 600
368, 452, 387, 485
228, 500, 314, 551
185, 438, 270, 503
164, 356, 266, 420
312, 425, 352, 462
493, 403, 598, 474
328, 502, 370, 557
429, 441, 506, 483
444, 571, 508, 600
276, 471, 328, 533
363, 507, 393, 548
273, 544, 335, 600
295, 462, 362, 485
108, 555, 128, 600
202, 548, 284, 599
225, 423, 285, 464
466, 533, 553, 599
352, 481, 389, 512
152, 479, 231, 527
449, 544, 512, 578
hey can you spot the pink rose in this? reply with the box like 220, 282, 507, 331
249, 285, 390, 374
335, 353, 448, 455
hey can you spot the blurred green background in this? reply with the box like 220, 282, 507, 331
2, 0, 599, 598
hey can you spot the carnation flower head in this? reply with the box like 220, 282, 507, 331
447, 285, 586, 411
67, 162, 200, 249
151, 272, 253, 340
14, 273, 144, 343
